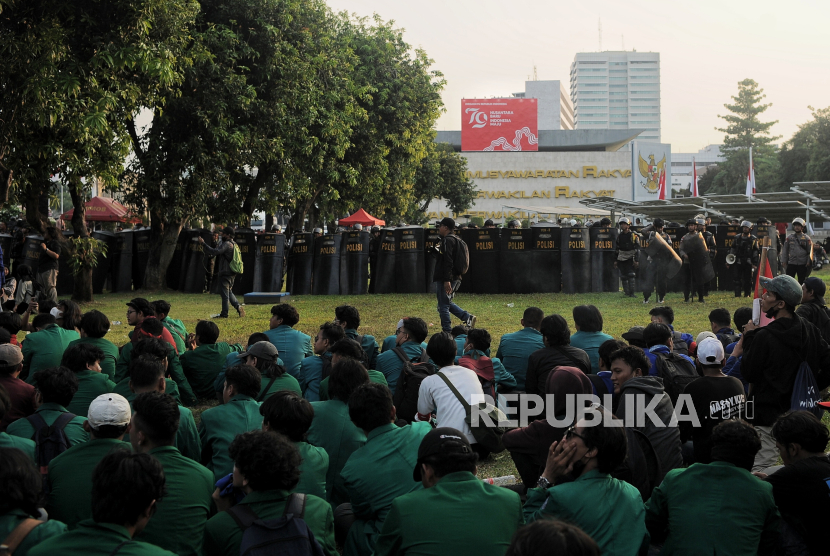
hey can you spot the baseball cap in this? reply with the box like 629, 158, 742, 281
0, 344, 23, 366
759, 275, 803, 307
696, 331, 717, 345
413, 428, 473, 481
803, 277, 826, 300
222, 226, 235, 237
239, 341, 278, 362
697, 337, 725, 365
621, 326, 644, 342
396, 319, 405, 331
87, 393, 131, 429
436, 217, 456, 230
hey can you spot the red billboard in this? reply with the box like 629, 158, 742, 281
461, 98, 538, 152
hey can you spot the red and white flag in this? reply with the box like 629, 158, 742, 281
746, 147, 756, 197
691, 157, 699, 197
658, 168, 667, 200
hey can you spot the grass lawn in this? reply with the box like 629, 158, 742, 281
34, 267, 830, 480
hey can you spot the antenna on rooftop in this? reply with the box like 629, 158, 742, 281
598, 18, 602, 51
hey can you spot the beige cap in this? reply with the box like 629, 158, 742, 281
0, 344, 23, 366
87, 393, 131, 429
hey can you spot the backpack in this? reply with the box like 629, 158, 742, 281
588, 372, 614, 399
447, 235, 469, 276
671, 331, 689, 356
227, 493, 324, 556
320, 354, 334, 381
229, 241, 244, 274
436, 371, 507, 454
0, 518, 42, 556
716, 332, 740, 350
458, 353, 496, 399
790, 361, 823, 419
26, 412, 75, 494
653, 352, 699, 405
391, 348, 436, 424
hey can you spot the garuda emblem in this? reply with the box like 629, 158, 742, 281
638, 153, 666, 193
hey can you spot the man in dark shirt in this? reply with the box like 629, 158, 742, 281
763, 411, 830, 556
431, 217, 475, 333
199, 227, 245, 320
37, 226, 61, 304
796, 277, 830, 343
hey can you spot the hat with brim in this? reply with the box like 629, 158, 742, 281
238, 340, 278, 362
759, 275, 802, 308
413, 428, 472, 481
621, 326, 645, 342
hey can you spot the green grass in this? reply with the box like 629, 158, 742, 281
37, 267, 830, 479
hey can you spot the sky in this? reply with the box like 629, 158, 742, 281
325, 0, 830, 153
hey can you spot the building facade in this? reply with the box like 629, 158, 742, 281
670, 144, 724, 195
570, 51, 661, 143
512, 80, 574, 130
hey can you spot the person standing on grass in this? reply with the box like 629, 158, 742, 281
431, 217, 476, 333
199, 227, 246, 320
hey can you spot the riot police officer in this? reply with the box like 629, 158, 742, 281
643, 218, 672, 304
678, 219, 705, 303
614, 217, 640, 298
507, 219, 522, 229
313, 227, 323, 239
696, 216, 717, 295
727, 221, 759, 297
782, 217, 813, 282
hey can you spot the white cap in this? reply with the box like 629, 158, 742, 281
697, 337, 725, 365
696, 331, 716, 345
396, 319, 405, 331
87, 393, 131, 429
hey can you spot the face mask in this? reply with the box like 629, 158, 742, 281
765, 302, 783, 320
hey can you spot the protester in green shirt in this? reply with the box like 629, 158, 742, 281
0, 385, 36, 461
319, 339, 388, 400
307, 359, 369, 508
115, 336, 187, 405
260, 390, 328, 499
47, 393, 132, 529
301, 322, 344, 402
0, 447, 67, 556
524, 410, 649, 556
215, 333, 285, 401
60, 343, 115, 417
31, 450, 176, 556
339, 383, 432, 556
152, 300, 188, 356
180, 320, 242, 400
124, 355, 201, 461
263, 303, 314, 380
495, 307, 545, 391
21, 314, 79, 382
456, 328, 517, 394
238, 340, 301, 401
129, 392, 214, 556
373, 427, 524, 556
67, 310, 120, 381
570, 305, 614, 374
199, 365, 263, 481
7, 367, 89, 447
203, 430, 337, 556
375, 317, 429, 393
334, 305, 380, 370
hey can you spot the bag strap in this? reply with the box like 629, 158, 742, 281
25, 413, 48, 432
108, 540, 131, 556
436, 371, 472, 414
552, 346, 589, 374
257, 375, 278, 402
588, 374, 610, 396
283, 493, 306, 519
1, 519, 42, 554
392, 347, 409, 364
53, 412, 76, 432
228, 503, 260, 530
419, 348, 429, 363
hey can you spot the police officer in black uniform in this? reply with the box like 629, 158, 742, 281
614, 217, 640, 298
696, 215, 717, 296
643, 218, 671, 304
679, 219, 705, 303
727, 220, 759, 297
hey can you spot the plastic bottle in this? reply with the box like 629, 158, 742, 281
481, 475, 517, 486
506, 303, 515, 308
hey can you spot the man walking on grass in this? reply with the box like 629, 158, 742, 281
431, 217, 475, 333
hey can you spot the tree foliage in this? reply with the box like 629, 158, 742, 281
401, 142, 476, 224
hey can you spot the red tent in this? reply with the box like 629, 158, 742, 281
60, 196, 141, 223
338, 208, 385, 227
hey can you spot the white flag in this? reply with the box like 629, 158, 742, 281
746, 147, 756, 197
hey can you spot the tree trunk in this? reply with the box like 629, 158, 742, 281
265, 213, 274, 231
23, 167, 50, 234
0, 162, 11, 208
67, 175, 94, 303
241, 166, 271, 227
143, 214, 187, 290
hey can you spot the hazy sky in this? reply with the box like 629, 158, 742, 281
325, 0, 829, 152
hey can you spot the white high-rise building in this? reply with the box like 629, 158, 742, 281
570, 52, 661, 142
512, 80, 574, 130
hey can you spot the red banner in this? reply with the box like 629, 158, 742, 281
461, 98, 538, 152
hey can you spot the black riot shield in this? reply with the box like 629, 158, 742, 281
312, 233, 341, 295
462, 228, 500, 294
0, 234, 12, 270
499, 228, 533, 294
395, 227, 425, 294
254, 233, 286, 293
372, 228, 397, 294
55, 231, 75, 296
89, 231, 116, 294
131, 228, 152, 290
680, 232, 716, 285
590, 227, 618, 292
561, 227, 591, 294
286, 232, 313, 295
645, 231, 683, 280
424, 228, 440, 293
663, 226, 684, 292
166, 230, 188, 291
632, 227, 650, 293
113, 231, 133, 292
20, 235, 43, 274
716, 225, 741, 290
455, 231, 472, 294
339, 231, 371, 295
180, 230, 212, 294
530, 225, 561, 293
232, 228, 256, 295
753, 224, 780, 276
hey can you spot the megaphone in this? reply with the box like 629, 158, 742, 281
726, 254, 737, 265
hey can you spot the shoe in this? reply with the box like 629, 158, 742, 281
684, 298, 691, 303
211, 314, 228, 319
466, 315, 477, 328
657, 297, 664, 303
643, 298, 651, 304
237, 305, 246, 318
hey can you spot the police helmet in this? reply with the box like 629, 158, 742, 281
653, 218, 665, 228
695, 218, 706, 226
353, 223, 363, 231
740, 220, 752, 229
695, 214, 705, 220
619, 217, 631, 225
371, 226, 380, 233
686, 218, 696, 226
508, 219, 521, 228
792, 217, 806, 226
313, 227, 323, 234
271, 224, 282, 232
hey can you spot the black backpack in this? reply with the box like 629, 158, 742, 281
26, 412, 75, 494
716, 332, 740, 350
228, 493, 323, 556
671, 331, 689, 356
446, 235, 470, 276
653, 352, 699, 405
391, 347, 436, 423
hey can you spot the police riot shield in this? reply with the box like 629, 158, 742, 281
590, 227, 618, 292
663, 226, 685, 292
339, 231, 370, 295
180, 229, 212, 294
715, 225, 741, 291
55, 231, 74, 296
645, 231, 683, 280
131, 228, 152, 290
394, 226, 425, 294
455, 231, 472, 294
499, 228, 533, 294
20, 235, 43, 274
753, 224, 780, 276
462, 228, 500, 294
255, 233, 286, 293
166, 230, 188, 291
372, 228, 396, 294
635, 228, 651, 293
112, 230, 133, 292
561, 227, 591, 294
0, 234, 12, 270
312, 233, 341, 295
286, 232, 313, 295
88, 231, 116, 294
680, 232, 716, 285
424, 228, 440, 293
530, 225, 561, 293
232, 228, 256, 295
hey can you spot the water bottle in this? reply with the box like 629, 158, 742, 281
506, 303, 515, 308
482, 474, 516, 486
111, 320, 122, 326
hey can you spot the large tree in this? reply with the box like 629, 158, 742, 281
400, 141, 476, 224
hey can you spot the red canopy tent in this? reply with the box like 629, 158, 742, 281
338, 208, 385, 227
60, 196, 142, 223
